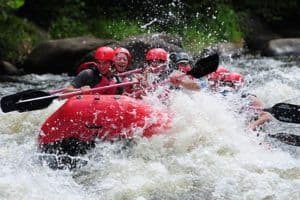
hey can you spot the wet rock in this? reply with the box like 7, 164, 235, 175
21, 37, 116, 74
0, 61, 22, 75
263, 38, 300, 56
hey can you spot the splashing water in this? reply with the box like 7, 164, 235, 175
0, 56, 300, 199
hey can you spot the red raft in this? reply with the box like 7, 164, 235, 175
39, 95, 171, 147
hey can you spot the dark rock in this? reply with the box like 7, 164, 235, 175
21, 37, 116, 74
243, 15, 280, 53
0, 61, 22, 75
263, 38, 300, 56
119, 33, 183, 68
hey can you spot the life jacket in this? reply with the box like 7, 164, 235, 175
97, 74, 134, 95
91, 74, 134, 95
116, 76, 134, 94
76, 62, 99, 74
76, 62, 110, 94
77, 62, 134, 95
100, 76, 121, 95
104, 75, 133, 95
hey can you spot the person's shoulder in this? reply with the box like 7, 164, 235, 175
78, 68, 97, 76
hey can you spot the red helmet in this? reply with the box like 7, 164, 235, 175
146, 48, 168, 61
114, 47, 131, 62
94, 46, 114, 61
208, 66, 229, 81
223, 72, 244, 85
216, 66, 229, 74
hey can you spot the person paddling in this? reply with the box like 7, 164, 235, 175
168, 52, 201, 91
64, 46, 115, 94
143, 48, 169, 83
130, 48, 169, 98
134, 49, 201, 96
207, 69, 272, 130
64, 46, 134, 95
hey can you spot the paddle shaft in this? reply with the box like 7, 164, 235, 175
116, 64, 168, 77
116, 68, 143, 76
47, 69, 144, 94
17, 81, 138, 104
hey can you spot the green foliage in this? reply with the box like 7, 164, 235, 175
0, 0, 246, 63
90, 18, 147, 40
0, 0, 24, 10
0, 0, 24, 22
1, 0, 299, 64
6, 0, 24, 9
0, 14, 46, 63
48, 0, 89, 38
50, 16, 146, 40
211, 5, 243, 42
180, 5, 243, 53
182, 27, 219, 53
50, 17, 89, 39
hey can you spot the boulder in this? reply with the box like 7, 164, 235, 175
243, 14, 280, 53
21, 37, 116, 74
263, 38, 300, 56
0, 61, 22, 75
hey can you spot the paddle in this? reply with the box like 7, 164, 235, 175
117, 68, 143, 77
268, 132, 300, 146
187, 53, 219, 78
263, 103, 300, 124
0, 65, 158, 113
1, 89, 51, 113
1, 81, 138, 113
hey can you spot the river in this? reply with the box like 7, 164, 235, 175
0, 55, 299, 199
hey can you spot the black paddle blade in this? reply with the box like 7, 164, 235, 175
187, 53, 219, 78
1, 89, 51, 113
268, 132, 300, 146
264, 103, 300, 124
15, 95, 58, 112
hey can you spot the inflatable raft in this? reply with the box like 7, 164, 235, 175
38, 95, 171, 156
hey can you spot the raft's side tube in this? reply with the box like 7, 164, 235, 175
38, 95, 171, 145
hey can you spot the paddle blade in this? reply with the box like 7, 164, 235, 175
16, 95, 58, 112
264, 103, 300, 124
1, 89, 51, 113
187, 53, 219, 78
268, 132, 300, 146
